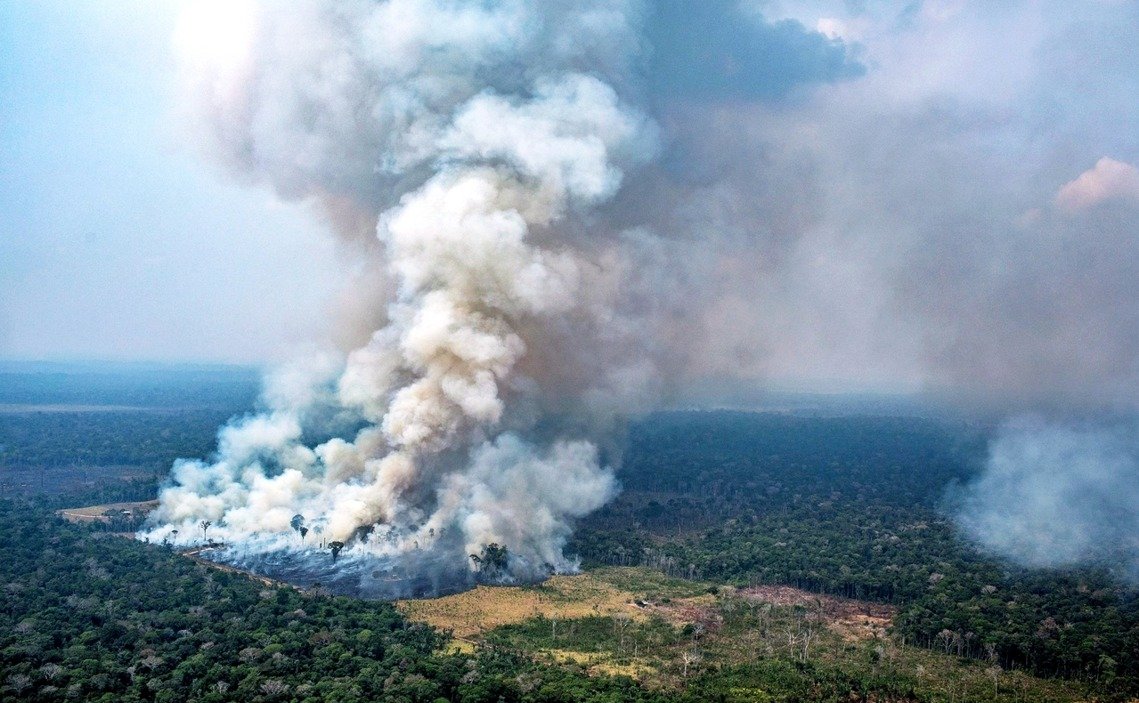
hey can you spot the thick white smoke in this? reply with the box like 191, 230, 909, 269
146, 0, 660, 582
953, 418, 1139, 582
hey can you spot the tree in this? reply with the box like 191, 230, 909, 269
987, 665, 1002, 697
5, 673, 31, 696
200, 520, 212, 542
682, 650, 701, 678
329, 541, 345, 562
470, 543, 509, 577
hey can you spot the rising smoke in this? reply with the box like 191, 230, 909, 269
953, 417, 1139, 582
146, 0, 677, 592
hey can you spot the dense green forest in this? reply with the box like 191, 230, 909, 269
5, 500, 1119, 703
0, 501, 667, 703
0, 409, 238, 471
571, 412, 1139, 687
3, 499, 1127, 703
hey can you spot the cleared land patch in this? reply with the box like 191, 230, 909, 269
57, 500, 157, 524
738, 584, 896, 642
396, 566, 711, 641
403, 568, 1090, 701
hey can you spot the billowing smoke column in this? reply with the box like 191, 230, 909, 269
145, 0, 663, 595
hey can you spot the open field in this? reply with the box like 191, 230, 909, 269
397, 566, 889, 645
738, 584, 896, 642
396, 566, 714, 642
57, 499, 158, 524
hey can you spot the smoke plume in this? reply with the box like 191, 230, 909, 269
148, 0, 858, 590
146, 0, 673, 589
953, 418, 1139, 582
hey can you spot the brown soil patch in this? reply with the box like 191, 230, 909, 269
641, 594, 721, 631
738, 585, 895, 642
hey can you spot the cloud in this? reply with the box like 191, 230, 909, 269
1055, 157, 1139, 213
815, 17, 860, 41
656, 2, 1139, 407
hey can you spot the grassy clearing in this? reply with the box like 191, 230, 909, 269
57, 499, 157, 524
396, 566, 708, 640
587, 566, 718, 598
400, 566, 1100, 702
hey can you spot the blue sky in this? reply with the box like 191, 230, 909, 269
0, 1, 341, 363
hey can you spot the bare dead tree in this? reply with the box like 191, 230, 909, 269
682, 650, 702, 678
988, 665, 1002, 697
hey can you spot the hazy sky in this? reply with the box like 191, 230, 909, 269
0, 1, 343, 364
3, 0, 1138, 400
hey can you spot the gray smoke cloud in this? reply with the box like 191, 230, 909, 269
145, 0, 866, 588
146, 0, 662, 582
825, 4, 1139, 572
629, 3, 1139, 576
145, 0, 1139, 585
953, 417, 1139, 581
